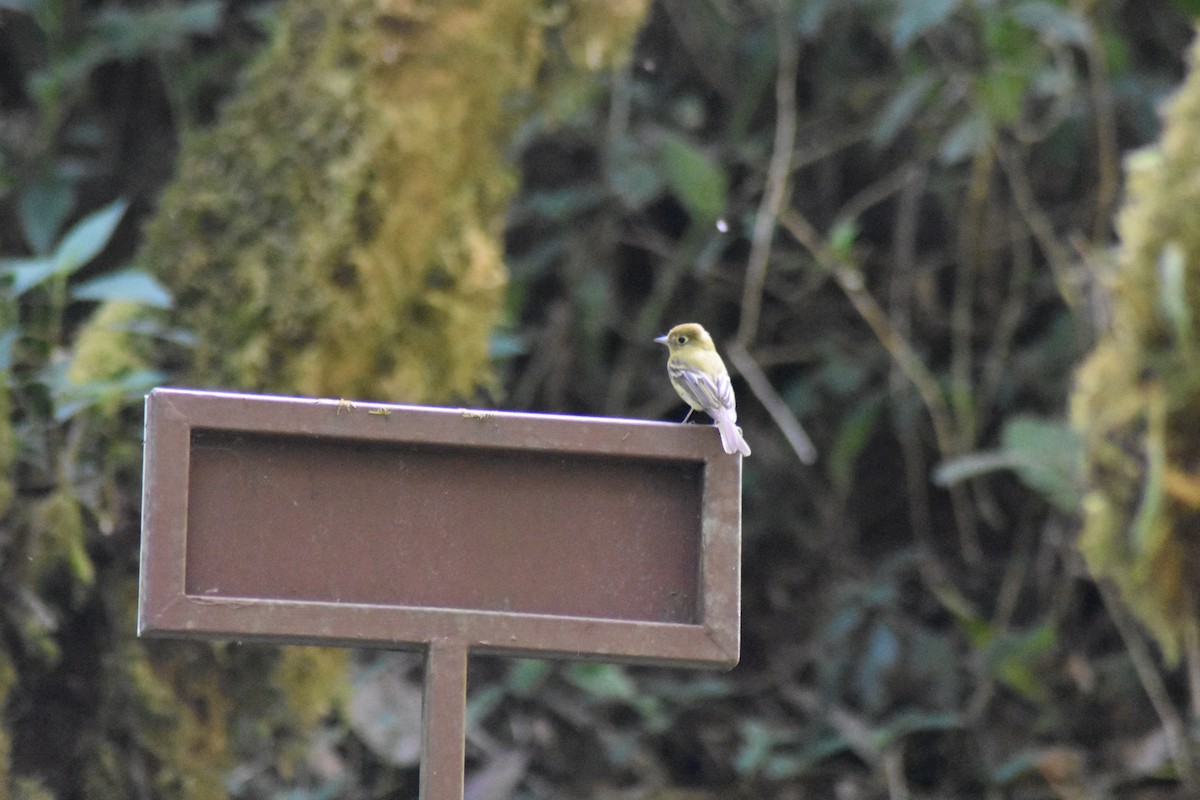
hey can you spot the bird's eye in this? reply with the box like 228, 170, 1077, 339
676, 335, 687, 345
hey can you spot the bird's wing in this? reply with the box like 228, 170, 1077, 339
668, 361, 736, 420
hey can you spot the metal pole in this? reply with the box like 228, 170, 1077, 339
419, 638, 469, 800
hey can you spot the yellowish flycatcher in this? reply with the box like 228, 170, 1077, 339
655, 323, 751, 457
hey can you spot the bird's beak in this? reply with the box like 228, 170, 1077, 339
653, 334, 669, 345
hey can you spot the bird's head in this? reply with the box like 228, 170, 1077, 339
654, 322, 715, 354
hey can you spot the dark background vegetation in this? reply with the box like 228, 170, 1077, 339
3, 0, 1200, 798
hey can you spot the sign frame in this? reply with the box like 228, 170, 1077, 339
139, 388, 741, 666
139, 387, 742, 800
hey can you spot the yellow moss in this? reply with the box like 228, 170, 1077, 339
274, 647, 349, 729
139, 0, 649, 404
67, 301, 149, 386
1071, 30, 1200, 662
132, 0, 650, 787
30, 488, 93, 592
119, 651, 229, 799
10, 779, 54, 800
89, 580, 230, 798
271, 646, 350, 778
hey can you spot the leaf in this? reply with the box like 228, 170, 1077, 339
660, 134, 727, 224
977, 68, 1029, 125
2, 257, 57, 295
870, 710, 963, 749
564, 663, 636, 702
505, 658, 552, 695
934, 416, 1082, 512
19, 177, 74, 255
1001, 416, 1083, 512
0, 328, 17, 374
828, 218, 859, 260
828, 394, 883, 494
939, 110, 992, 163
1158, 242, 1191, 356
1011, 1, 1090, 46
523, 186, 605, 221
793, 0, 836, 36
932, 451, 1021, 486
991, 751, 1042, 785
465, 684, 506, 725
856, 621, 900, 713
608, 137, 665, 210
893, 0, 961, 50
984, 623, 1055, 703
92, 1, 223, 61
71, 269, 173, 308
735, 721, 777, 775
348, 654, 423, 767
52, 198, 128, 277
908, 627, 963, 707
51, 369, 165, 422
873, 72, 939, 147
488, 331, 526, 359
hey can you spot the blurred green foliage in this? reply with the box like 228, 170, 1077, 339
1072, 33, 1200, 667
487, 0, 1199, 797
0, 1, 351, 796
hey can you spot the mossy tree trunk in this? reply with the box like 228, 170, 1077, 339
1, 1, 649, 797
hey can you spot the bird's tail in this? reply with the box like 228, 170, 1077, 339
714, 410, 751, 457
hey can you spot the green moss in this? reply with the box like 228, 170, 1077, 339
66, 301, 150, 387
129, 0, 650, 791
30, 488, 93, 594
10, 779, 54, 800
1071, 30, 1200, 663
114, 639, 233, 797
140, 0, 648, 403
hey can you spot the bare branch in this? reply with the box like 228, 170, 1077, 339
736, 21, 799, 347
726, 341, 817, 464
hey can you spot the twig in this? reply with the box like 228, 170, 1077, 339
781, 684, 910, 800
833, 164, 921, 233
1098, 578, 1200, 793
791, 122, 873, 172
780, 209, 955, 457
1081, 8, 1119, 241
1187, 619, 1200, 722
882, 745, 911, 800
660, 0, 737, 97
952, 146, 994, 451
726, 341, 817, 464
976, 214, 1033, 433
780, 206, 982, 563
994, 140, 1080, 308
727, 20, 818, 464
889, 167, 947, 581
736, 18, 799, 347
509, 301, 570, 409
780, 685, 882, 770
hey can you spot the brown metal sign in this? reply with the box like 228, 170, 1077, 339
139, 388, 741, 798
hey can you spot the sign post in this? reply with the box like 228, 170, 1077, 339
139, 388, 741, 798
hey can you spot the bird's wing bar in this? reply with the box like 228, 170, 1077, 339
668, 362, 736, 419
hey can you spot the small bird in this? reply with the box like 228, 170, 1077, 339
655, 323, 751, 457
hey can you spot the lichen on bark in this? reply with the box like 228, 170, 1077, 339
126, 0, 650, 794
1072, 31, 1200, 663
139, 0, 648, 403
